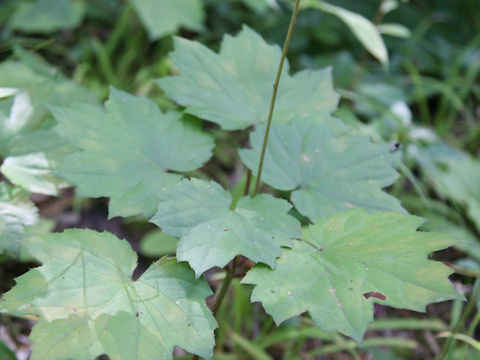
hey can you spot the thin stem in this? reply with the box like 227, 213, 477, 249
211, 265, 236, 315
437, 280, 480, 360
191, 260, 238, 360
243, 169, 252, 196
467, 311, 480, 337
194, 4, 302, 358
253, 0, 301, 196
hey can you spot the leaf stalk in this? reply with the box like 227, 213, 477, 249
253, 0, 301, 196
193, 4, 303, 358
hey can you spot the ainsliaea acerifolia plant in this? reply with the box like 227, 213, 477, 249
0, 1, 463, 359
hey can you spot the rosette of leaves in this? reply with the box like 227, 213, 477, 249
0, 24, 464, 360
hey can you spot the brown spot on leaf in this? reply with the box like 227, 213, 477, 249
363, 291, 386, 301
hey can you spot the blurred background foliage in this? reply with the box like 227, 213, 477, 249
0, 0, 479, 359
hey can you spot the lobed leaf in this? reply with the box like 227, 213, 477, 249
243, 209, 463, 342
51, 87, 214, 218
240, 118, 405, 222
1, 229, 216, 360
157, 26, 343, 131
150, 178, 301, 277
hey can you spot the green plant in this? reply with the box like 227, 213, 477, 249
0, 1, 466, 359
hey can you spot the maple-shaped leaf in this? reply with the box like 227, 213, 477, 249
242, 209, 463, 342
157, 26, 343, 131
51, 87, 214, 218
239, 118, 405, 222
131, 0, 204, 39
0, 182, 38, 255
1, 229, 216, 360
150, 179, 301, 277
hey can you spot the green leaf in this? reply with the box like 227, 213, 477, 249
1, 229, 216, 360
0, 89, 33, 156
130, 0, 205, 39
51, 87, 214, 218
140, 229, 178, 257
19, 218, 55, 262
1, 130, 74, 195
410, 143, 480, 232
240, 0, 277, 13
239, 118, 404, 222
0, 58, 97, 127
157, 26, 342, 131
302, 1, 388, 65
378, 23, 411, 38
9, 0, 86, 33
150, 179, 301, 277
0, 182, 38, 255
0, 58, 98, 195
243, 210, 463, 343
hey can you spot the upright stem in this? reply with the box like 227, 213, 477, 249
243, 169, 252, 196
253, 0, 301, 196
211, 260, 237, 315
192, 4, 303, 359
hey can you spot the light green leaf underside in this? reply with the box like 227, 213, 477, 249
0, 58, 97, 127
243, 210, 463, 343
150, 178, 301, 277
1, 229, 216, 360
0, 183, 38, 255
51, 87, 214, 218
0, 89, 33, 156
0, 58, 97, 195
410, 143, 480, 232
130, 0, 204, 39
378, 23, 411, 38
302, 0, 388, 65
9, 0, 86, 33
1, 130, 75, 195
157, 26, 342, 131
239, 118, 405, 222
